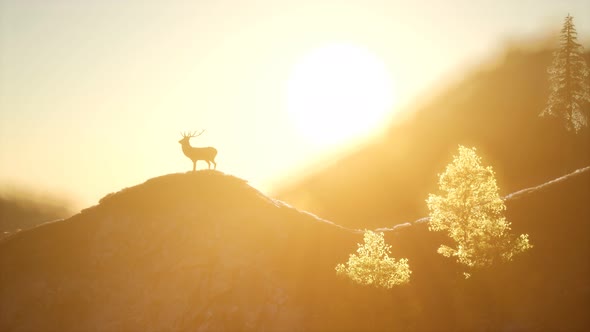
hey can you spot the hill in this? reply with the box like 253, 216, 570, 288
0, 171, 363, 331
1, 169, 589, 331
277, 47, 590, 230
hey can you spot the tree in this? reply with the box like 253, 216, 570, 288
336, 230, 411, 288
426, 146, 532, 275
541, 14, 590, 133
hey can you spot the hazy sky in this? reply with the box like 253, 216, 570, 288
1, 0, 589, 208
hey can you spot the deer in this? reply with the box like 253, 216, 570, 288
179, 130, 217, 171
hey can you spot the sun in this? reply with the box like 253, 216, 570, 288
286, 42, 394, 146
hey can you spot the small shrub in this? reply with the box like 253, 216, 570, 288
336, 230, 411, 289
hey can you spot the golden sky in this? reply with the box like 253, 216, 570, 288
1, 0, 589, 208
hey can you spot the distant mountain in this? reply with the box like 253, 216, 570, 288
277, 47, 590, 230
0, 191, 72, 236
1, 169, 588, 331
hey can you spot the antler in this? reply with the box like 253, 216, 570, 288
181, 129, 206, 138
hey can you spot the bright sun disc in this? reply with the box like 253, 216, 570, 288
286, 43, 394, 146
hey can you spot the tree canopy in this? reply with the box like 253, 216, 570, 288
336, 230, 411, 289
427, 146, 532, 274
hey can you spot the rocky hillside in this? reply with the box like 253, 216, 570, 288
0, 169, 589, 331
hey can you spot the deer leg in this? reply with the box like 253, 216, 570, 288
206, 161, 211, 169
192, 161, 196, 172
212, 160, 217, 170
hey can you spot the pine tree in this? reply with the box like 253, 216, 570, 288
541, 14, 590, 133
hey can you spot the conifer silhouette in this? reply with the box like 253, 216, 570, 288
541, 14, 590, 133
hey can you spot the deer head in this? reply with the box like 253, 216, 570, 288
178, 129, 205, 146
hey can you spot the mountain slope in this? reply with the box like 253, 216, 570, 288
277, 47, 590, 229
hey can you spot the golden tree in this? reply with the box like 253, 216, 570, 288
336, 230, 411, 289
426, 146, 532, 274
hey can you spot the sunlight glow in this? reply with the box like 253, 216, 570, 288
286, 43, 395, 146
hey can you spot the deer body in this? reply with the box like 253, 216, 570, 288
179, 131, 217, 171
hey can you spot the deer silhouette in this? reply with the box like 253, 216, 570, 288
179, 130, 217, 171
